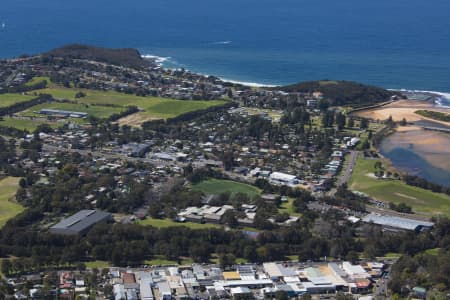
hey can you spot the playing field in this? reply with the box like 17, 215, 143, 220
36, 84, 227, 121
2, 78, 227, 129
0, 177, 25, 228
349, 157, 450, 216
84, 260, 111, 269
18, 101, 125, 119
192, 179, 261, 198
24, 76, 50, 87
0, 93, 35, 108
137, 217, 221, 229
0, 117, 59, 131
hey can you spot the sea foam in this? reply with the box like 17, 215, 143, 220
393, 89, 450, 108
141, 54, 172, 65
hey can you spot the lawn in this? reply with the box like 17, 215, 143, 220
36, 85, 227, 121
144, 256, 178, 266
209, 253, 249, 264
0, 117, 58, 131
278, 198, 302, 216
137, 217, 222, 229
0, 93, 35, 108
84, 260, 111, 269
18, 101, 125, 119
192, 179, 261, 198
0, 177, 25, 228
349, 157, 450, 216
25, 76, 50, 87
424, 248, 441, 256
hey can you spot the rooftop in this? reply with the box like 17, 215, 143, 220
362, 213, 434, 231
50, 210, 111, 235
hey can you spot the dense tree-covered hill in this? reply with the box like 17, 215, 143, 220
43, 44, 149, 69
277, 80, 398, 107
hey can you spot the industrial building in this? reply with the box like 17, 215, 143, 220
49, 210, 112, 235
362, 213, 434, 232
39, 109, 88, 118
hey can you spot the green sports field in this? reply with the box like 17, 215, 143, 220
192, 178, 261, 198
0, 93, 35, 108
1, 78, 227, 128
137, 217, 221, 229
0, 177, 25, 228
17, 101, 125, 119
349, 157, 450, 216
35, 83, 227, 120
24, 76, 50, 87
0, 117, 59, 131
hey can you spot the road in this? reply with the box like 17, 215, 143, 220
42, 144, 188, 168
328, 150, 359, 196
337, 150, 358, 187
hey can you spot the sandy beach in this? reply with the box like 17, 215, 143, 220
355, 99, 450, 126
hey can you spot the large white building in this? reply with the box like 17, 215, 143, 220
269, 172, 298, 186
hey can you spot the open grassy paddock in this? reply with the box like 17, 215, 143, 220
18, 101, 125, 119
35, 81, 227, 121
0, 93, 35, 108
0, 177, 25, 228
349, 157, 450, 216
2, 78, 228, 128
0, 117, 59, 131
278, 198, 302, 216
137, 217, 222, 229
84, 260, 111, 269
25, 76, 50, 87
192, 178, 261, 198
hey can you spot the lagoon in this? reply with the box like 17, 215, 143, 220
380, 127, 450, 187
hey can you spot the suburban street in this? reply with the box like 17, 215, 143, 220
337, 150, 359, 187
328, 150, 359, 196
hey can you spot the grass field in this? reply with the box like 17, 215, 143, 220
278, 198, 302, 216
35, 84, 227, 121
0, 177, 25, 228
192, 179, 261, 198
137, 217, 222, 229
3, 78, 227, 128
349, 157, 450, 216
84, 260, 111, 269
0, 117, 58, 131
0, 93, 35, 108
145, 256, 178, 266
18, 101, 125, 119
25, 76, 50, 87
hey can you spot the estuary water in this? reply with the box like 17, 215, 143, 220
380, 127, 450, 187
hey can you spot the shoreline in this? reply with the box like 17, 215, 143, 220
141, 53, 450, 93
379, 124, 450, 187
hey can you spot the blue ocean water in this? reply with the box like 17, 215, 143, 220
1, 0, 450, 91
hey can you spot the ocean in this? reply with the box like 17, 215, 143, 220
1, 0, 450, 93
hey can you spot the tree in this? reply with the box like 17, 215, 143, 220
345, 250, 359, 264
222, 151, 234, 171
148, 202, 163, 218
347, 117, 355, 128
335, 112, 346, 130
275, 291, 288, 300
221, 210, 238, 228
189, 244, 211, 263
360, 118, 369, 129
301, 294, 312, 300
1, 260, 11, 276
219, 253, 236, 270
